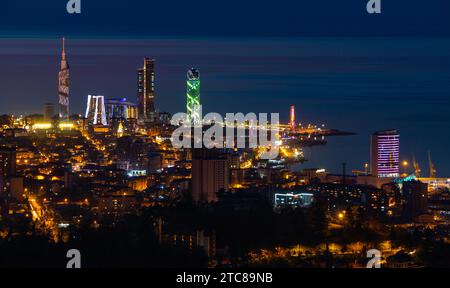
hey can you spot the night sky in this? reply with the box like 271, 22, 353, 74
0, 1, 449, 175
1, 0, 450, 37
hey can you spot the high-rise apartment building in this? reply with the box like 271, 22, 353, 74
402, 180, 428, 219
0, 146, 17, 197
371, 130, 400, 178
192, 149, 230, 204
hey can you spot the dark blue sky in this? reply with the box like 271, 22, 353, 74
1, 0, 450, 37
0, 1, 449, 175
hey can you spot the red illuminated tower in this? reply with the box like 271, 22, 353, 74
290, 105, 296, 130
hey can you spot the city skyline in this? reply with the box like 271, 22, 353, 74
1, 2, 450, 269
0, 37, 449, 176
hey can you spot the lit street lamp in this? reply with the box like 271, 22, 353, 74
402, 160, 409, 176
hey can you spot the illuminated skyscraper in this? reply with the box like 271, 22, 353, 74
370, 130, 400, 178
137, 58, 155, 121
58, 38, 70, 120
85, 95, 108, 126
187, 68, 201, 125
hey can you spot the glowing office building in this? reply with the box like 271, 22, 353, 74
137, 58, 156, 121
105, 98, 138, 132
58, 38, 70, 120
85, 95, 108, 126
371, 130, 400, 178
106, 98, 138, 121
187, 68, 201, 125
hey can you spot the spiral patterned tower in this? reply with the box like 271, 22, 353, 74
186, 68, 201, 126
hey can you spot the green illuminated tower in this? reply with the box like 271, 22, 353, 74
187, 68, 201, 125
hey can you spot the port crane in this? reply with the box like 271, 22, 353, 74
428, 151, 437, 178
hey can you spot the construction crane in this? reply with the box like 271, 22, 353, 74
428, 151, 437, 178
412, 155, 421, 177
352, 163, 370, 176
